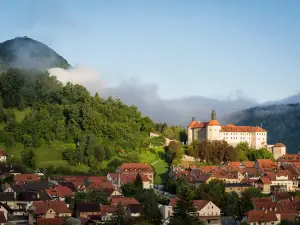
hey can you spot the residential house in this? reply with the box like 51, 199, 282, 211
225, 183, 251, 196
265, 171, 294, 192
100, 205, 117, 221
119, 163, 154, 184
256, 177, 272, 194
243, 210, 281, 225
209, 170, 244, 184
110, 197, 139, 206
46, 185, 73, 204
278, 154, 300, 165
0, 192, 17, 209
0, 211, 6, 225
163, 198, 221, 225
75, 202, 101, 218
28, 200, 71, 225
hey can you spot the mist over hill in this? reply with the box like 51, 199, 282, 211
0, 36, 70, 71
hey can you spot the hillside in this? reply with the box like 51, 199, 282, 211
228, 104, 300, 153
0, 37, 70, 71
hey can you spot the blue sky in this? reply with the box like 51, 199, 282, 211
1, 0, 300, 102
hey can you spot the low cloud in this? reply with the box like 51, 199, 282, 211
48, 66, 258, 126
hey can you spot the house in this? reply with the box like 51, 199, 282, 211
243, 210, 281, 225
102, 188, 122, 198
26, 180, 55, 192
264, 170, 294, 192
0, 192, 17, 209
278, 154, 300, 164
28, 200, 71, 225
209, 170, 244, 184
225, 183, 251, 196
119, 163, 154, 184
256, 177, 272, 194
164, 198, 221, 224
0, 150, 7, 162
75, 202, 101, 218
100, 205, 117, 221
107, 173, 153, 189
57, 181, 78, 193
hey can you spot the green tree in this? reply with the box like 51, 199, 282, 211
111, 202, 132, 225
223, 192, 240, 217
142, 190, 162, 225
135, 173, 143, 190
21, 149, 35, 169
170, 186, 202, 225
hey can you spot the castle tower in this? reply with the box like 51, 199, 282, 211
207, 109, 222, 141
272, 143, 286, 160
187, 116, 196, 145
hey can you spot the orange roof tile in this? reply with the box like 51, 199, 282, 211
14, 174, 40, 182
110, 197, 139, 206
199, 166, 217, 173
242, 161, 255, 168
46, 185, 73, 198
220, 124, 267, 132
32, 200, 71, 214
37, 218, 63, 225
259, 177, 272, 184
278, 154, 300, 162
207, 120, 221, 126
229, 162, 241, 168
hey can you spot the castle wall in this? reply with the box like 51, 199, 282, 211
206, 125, 221, 141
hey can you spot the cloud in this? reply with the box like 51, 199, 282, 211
48, 65, 258, 126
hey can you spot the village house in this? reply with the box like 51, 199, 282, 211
225, 183, 251, 196
75, 202, 101, 219
255, 159, 279, 173
118, 163, 154, 184
209, 170, 244, 184
28, 200, 71, 225
243, 210, 281, 225
161, 198, 221, 225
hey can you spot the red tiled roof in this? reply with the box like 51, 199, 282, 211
0, 149, 6, 157
188, 121, 208, 128
100, 205, 117, 216
256, 159, 278, 171
110, 197, 139, 206
259, 177, 272, 184
243, 161, 255, 168
265, 170, 290, 181
274, 143, 286, 147
120, 163, 153, 173
37, 218, 63, 225
46, 185, 73, 198
211, 170, 239, 179
229, 162, 240, 168
247, 210, 278, 222
220, 124, 267, 132
193, 200, 209, 211
86, 182, 113, 191
198, 166, 217, 174
32, 200, 71, 214
278, 154, 300, 162
14, 174, 40, 182
88, 176, 108, 182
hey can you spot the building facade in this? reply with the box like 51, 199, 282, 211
187, 110, 267, 149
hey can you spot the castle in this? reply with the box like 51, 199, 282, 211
188, 110, 268, 149
187, 110, 286, 159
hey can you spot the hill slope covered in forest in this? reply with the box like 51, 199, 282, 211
228, 104, 300, 153
0, 37, 70, 71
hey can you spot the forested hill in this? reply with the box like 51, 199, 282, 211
228, 104, 300, 153
0, 37, 70, 71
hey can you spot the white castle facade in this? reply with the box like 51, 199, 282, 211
187, 110, 268, 149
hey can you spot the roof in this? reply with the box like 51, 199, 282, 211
0, 211, 6, 223
110, 197, 139, 206
272, 192, 291, 201
32, 200, 71, 214
193, 200, 210, 211
225, 183, 250, 188
229, 162, 241, 168
188, 121, 208, 128
57, 181, 77, 192
220, 124, 267, 132
169, 198, 210, 211
18, 191, 39, 201
100, 205, 117, 216
46, 185, 73, 198
256, 159, 278, 171
243, 161, 255, 168
14, 174, 40, 182
198, 166, 217, 173
0, 192, 15, 201
127, 204, 143, 214
0, 149, 7, 157
76, 202, 100, 213
244, 167, 259, 177
259, 177, 272, 184
247, 210, 278, 222
211, 170, 239, 179
207, 120, 221, 126
37, 218, 63, 225
119, 163, 153, 173
265, 170, 290, 181
26, 180, 54, 191
278, 154, 300, 162
274, 143, 286, 147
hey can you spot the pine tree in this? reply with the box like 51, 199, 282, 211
142, 190, 162, 225
111, 202, 132, 225
170, 186, 202, 225
135, 173, 143, 190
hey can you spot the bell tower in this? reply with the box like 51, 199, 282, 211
211, 109, 216, 120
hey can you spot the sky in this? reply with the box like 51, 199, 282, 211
1, 0, 300, 104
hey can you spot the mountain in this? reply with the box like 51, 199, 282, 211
227, 104, 300, 153
264, 93, 300, 105
0, 36, 70, 71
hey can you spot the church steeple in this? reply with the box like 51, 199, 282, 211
211, 109, 216, 120
192, 116, 195, 121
